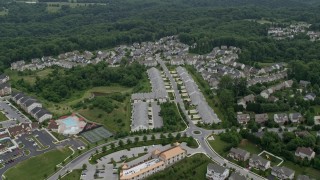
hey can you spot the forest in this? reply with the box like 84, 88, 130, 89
0, 0, 320, 71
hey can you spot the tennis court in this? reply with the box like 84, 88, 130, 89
81, 127, 113, 143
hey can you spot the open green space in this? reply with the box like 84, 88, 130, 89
61, 169, 82, 180
5, 147, 72, 180
207, 135, 231, 156
0, 112, 8, 122
5, 68, 54, 86
78, 95, 131, 133
238, 139, 262, 154
146, 153, 211, 180
282, 161, 320, 179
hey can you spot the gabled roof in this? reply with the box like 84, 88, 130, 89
230, 148, 249, 157
250, 154, 270, 166
31, 107, 42, 115
295, 147, 314, 156
272, 166, 295, 177
35, 109, 51, 119
207, 163, 228, 174
229, 172, 247, 180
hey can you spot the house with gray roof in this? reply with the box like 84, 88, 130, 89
0, 74, 9, 84
297, 175, 312, 180
274, 113, 288, 124
0, 82, 11, 96
289, 113, 303, 123
34, 108, 52, 123
249, 154, 270, 170
271, 166, 295, 180
304, 93, 316, 101
196, 101, 220, 124
206, 163, 229, 180
228, 172, 247, 180
22, 99, 42, 113
237, 114, 250, 124
255, 113, 269, 124
295, 147, 315, 160
228, 148, 250, 161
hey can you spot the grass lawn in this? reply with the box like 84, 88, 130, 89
5, 147, 72, 180
282, 161, 320, 179
61, 169, 82, 180
238, 139, 262, 154
0, 112, 8, 122
78, 95, 131, 133
208, 135, 231, 157
146, 153, 212, 180
259, 151, 282, 166
5, 68, 54, 85
47, 85, 132, 116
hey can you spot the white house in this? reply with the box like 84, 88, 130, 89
206, 163, 229, 180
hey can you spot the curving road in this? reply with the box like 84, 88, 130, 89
48, 56, 266, 180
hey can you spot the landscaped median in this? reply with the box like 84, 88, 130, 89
89, 135, 198, 164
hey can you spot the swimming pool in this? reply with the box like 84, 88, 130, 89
62, 116, 78, 128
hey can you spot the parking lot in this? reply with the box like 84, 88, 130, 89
0, 100, 30, 128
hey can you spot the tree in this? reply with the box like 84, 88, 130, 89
118, 140, 124, 147
134, 137, 139, 144
127, 138, 132, 144
219, 89, 234, 109
110, 143, 115, 149
143, 135, 148, 142
151, 134, 156, 141
102, 146, 107, 152
82, 163, 87, 170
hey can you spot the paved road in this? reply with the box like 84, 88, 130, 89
49, 57, 266, 180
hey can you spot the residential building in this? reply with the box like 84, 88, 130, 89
0, 74, 9, 84
237, 94, 255, 108
228, 172, 247, 180
304, 93, 316, 101
295, 147, 315, 160
237, 114, 250, 124
228, 148, 250, 161
299, 80, 310, 88
119, 144, 186, 180
271, 166, 295, 180
255, 113, 269, 124
289, 113, 303, 123
274, 113, 288, 124
0, 83, 11, 96
297, 175, 312, 180
249, 154, 270, 170
35, 109, 53, 123
7, 123, 39, 137
206, 163, 229, 180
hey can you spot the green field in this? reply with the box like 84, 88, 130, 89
207, 135, 231, 156
61, 169, 82, 180
238, 139, 262, 154
5, 147, 72, 180
0, 112, 8, 122
5, 68, 54, 85
146, 153, 212, 180
282, 161, 320, 179
78, 95, 132, 133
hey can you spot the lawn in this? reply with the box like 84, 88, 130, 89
282, 161, 320, 179
5, 147, 72, 180
259, 151, 282, 166
5, 68, 54, 85
0, 111, 8, 122
238, 139, 262, 154
207, 135, 231, 156
61, 169, 82, 180
146, 153, 212, 180
47, 85, 132, 116
78, 95, 132, 133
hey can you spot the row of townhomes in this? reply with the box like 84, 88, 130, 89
119, 143, 186, 180
11, 92, 52, 122
0, 74, 11, 97
130, 67, 168, 132
176, 66, 220, 124
227, 147, 316, 179
236, 112, 304, 125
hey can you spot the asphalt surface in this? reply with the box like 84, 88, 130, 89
0, 100, 31, 128
49, 57, 266, 180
